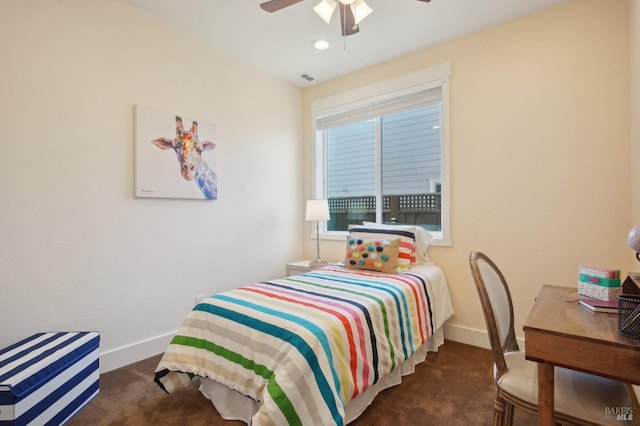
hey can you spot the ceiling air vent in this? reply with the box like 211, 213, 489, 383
299, 73, 318, 83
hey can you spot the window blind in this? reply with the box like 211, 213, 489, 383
316, 86, 442, 130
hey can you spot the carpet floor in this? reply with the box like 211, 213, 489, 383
68, 340, 538, 425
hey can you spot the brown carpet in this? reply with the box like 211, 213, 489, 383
68, 340, 538, 425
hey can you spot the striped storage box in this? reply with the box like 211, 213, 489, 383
0, 332, 100, 425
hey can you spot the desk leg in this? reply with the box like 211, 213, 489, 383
537, 362, 554, 426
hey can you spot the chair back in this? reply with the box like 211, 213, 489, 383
469, 251, 519, 379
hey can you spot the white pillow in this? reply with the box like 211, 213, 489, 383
362, 222, 433, 263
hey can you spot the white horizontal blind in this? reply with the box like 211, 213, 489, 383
316, 86, 442, 130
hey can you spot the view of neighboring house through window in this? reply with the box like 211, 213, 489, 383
325, 101, 442, 231
312, 65, 450, 244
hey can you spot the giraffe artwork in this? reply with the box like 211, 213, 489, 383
135, 105, 218, 200
151, 117, 217, 200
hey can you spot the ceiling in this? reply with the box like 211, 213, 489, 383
124, 0, 566, 87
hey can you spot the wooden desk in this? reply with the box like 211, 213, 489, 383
523, 285, 640, 425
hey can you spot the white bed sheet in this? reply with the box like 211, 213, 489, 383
198, 263, 454, 425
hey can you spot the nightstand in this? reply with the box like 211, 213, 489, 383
286, 260, 313, 276
288, 260, 332, 276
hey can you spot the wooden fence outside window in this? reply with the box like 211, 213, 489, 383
328, 193, 441, 231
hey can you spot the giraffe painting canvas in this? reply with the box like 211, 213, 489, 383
135, 105, 218, 200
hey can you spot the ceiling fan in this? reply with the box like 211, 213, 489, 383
260, 0, 432, 37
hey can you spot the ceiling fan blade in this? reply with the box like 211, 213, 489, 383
339, 3, 359, 36
416, 0, 432, 2
260, 0, 304, 13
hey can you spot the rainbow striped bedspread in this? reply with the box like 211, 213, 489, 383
154, 264, 452, 426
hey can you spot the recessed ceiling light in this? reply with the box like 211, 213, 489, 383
312, 39, 330, 50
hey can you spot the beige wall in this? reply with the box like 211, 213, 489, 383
303, 0, 632, 341
0, 1, 303, 369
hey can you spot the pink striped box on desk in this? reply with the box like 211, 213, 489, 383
578, 264, 621, 301
578, 264, 620, 279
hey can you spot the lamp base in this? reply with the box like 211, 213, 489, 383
310, 259, 328, 269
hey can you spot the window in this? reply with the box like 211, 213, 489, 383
311, 64, 450, 245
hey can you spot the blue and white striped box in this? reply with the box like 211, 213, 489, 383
0, 332, 100, 425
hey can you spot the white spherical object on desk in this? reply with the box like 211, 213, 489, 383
628, 226, 640, 253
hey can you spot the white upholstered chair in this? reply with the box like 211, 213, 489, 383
469, 251, 633, 426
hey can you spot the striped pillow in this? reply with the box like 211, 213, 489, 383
345, 237, 401, 274
348, 226, 416, 270
361, 222, 433, 262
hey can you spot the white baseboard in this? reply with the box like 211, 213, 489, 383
99, 331, 176, 373
443, 323, 525, 350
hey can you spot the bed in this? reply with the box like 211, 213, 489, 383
154, 226, 453, 426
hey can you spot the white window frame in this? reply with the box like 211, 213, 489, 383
310, 63, 451, 246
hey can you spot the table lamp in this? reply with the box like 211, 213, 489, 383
306, 199, 330, 268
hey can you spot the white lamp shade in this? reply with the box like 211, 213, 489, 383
305, 199, 330, 221
351, 0, 373, 25
313, 0, 337, 24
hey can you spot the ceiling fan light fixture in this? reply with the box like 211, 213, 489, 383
312, 39, 330, 50
261, 0, 430, 37
350, 0, 372, 25
313, 0, 337, 24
